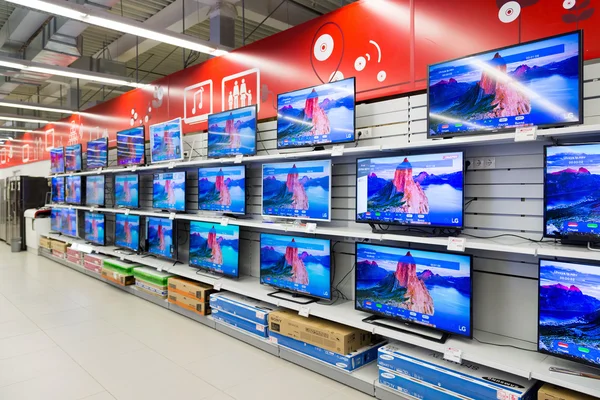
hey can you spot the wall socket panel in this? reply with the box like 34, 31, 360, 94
467, 157, 495, 170
357, 127, 372, 138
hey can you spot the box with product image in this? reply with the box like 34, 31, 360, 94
209, 292, 275, 324
379, 366, 470, 400
102, 259, 142, 276
84, 253, 111, 274
52, 249, 66, 259
51, 239, 69, 253
268, 309, 372, 355
101, 267, 135, 286
39, 237, 52, 249
378, 343, 538, 400
67, 254, 83, 266
537, 383, 597, 400
135, 280, 168, 298
133, 267, 172, 298
66, 247, 83, 260
168, 292, 211, 315
212, 308, 269, 338
168, 277, 214, 302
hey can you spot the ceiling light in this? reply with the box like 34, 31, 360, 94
0, 115, 50, 124
0, 127, 43, 133
0, 60, 26, 70
0, 100, 78, 115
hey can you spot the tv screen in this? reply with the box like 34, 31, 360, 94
262, 159, 331, 222
65, 144, 82, 172
50, 148, 64, 174
539, 259, 600, 368
189, 221, 240, 278
51, 177, 65, 203
150, 117, 183, 163
355, 243, 473, 338
114, 213, 140, 252
260, 233, 331, 300
152, 171, 186, 211
356, 152, 464, 228
117, 126, 145, 166
208, 105, 257, 158
50, 208, 62, 232
86, 138, 108, 169
65, 176, 82, 205
84, 212, 105, 245
277, 77, 355, 149
198, 166, 245, 215
428, 31, 582, 138
86, 175, 105, 207
62, 208, 78, 237
147, 217, 176, 259
114, 174, 139, 208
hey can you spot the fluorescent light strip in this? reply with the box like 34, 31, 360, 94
0, 115, 50, 124
0, 127, 43, 133
0, 101, 78, 115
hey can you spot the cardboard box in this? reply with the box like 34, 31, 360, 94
52, 249, 65, 259
268, 309, 371, 355
379, 366, 468, 400
101, 268, 135, 286
84, 253, 111, 267
84, 260, 102, 274
133, 267, 172, 287
538, 383, 596, 400
209, 292, 275, 324
168, 277, 214, 302
212, 308, 268, 338
50, 240, 69, 252
135, 280, 168, 298
168, 292, 210, 315
39, 237, 52, 249
103, 259, 142, 275
66, 247, 83, 259
66, 255, 83, 266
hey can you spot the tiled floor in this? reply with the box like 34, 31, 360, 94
0, 246, 373, 400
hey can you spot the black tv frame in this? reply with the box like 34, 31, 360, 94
50, 147, 65, 174
145, 216, 178, 261
116, 126, 146, 167
197, 165, 247, 216
85, 175, 105, 207
83, 211, 106, 246
65, 143, 83, 173
114, 173, 140, 209
65, 175, 83, 205
114, 213, 141, 253
152, 170, 187, 212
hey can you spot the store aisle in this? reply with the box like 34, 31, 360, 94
0, 245, 371, 400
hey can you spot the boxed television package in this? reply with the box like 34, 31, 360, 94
66, 254, 83, 266
378, 343, 538, 400
102, 259, 142, 275
50, 239, 69, 253
66, 247, 83, 260
212, 308, 268, 338
168, 277, 214, 302
39, 236, 52, 249
52, 249, 66, 259
379, 366, 471, 400
537, 383, 596, 400
84, 253, 111, 274
268, 309, 371, 355
168, 291, 211, 315
133, 267, 172, 298
209, 292, 275, 324
101, 268, 135, 286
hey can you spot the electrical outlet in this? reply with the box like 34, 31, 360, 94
357, 127, 372, 138
472, 158, 484, 169
344, 236, 367, 243
183, 151, 190, 159
484, 157, 496, 169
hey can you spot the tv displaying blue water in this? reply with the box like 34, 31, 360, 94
153, 171, 186, 211
62, 208, 78, 237
51, 209, 62, 232
84, 212, 105, 245
262, 159, 331, 222
117, 127, 145, 166
356, 152, 464, 228
114, 174, 139, 208
208, 105, 257, 157
150, 117, 183, 163
260, 233, 331, 300
147, 217, 176, 259
86, 175, 105, 206
189, 221, 240, 278
198, 166, 245, 215
277, 78, 355, 149
355, 243, 472, 337
539, 259, 600, 367
65, 144, 82, 172
114, 213, 140, 252
50, 148, 64, 174
51, 177, 64, 203
65, 176, 82, 205
428, 31, 581, 137
86, 138, 108, 169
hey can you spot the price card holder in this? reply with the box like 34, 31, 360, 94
214, 281, 222, 291
299, 306, 310, 318
96, 168, 102, 175
234, 155, 243, 164
443, 347, 462, 363
124, 209, 130, 216
168, 161, 175, 169
305, 223, 317, 233
90, 207, 95, 213
131, 166, 137, 172
157, 266, 163, 272
515, 126, 537, 142
169, 213, 176, 220
331, 145, 344, 157
447, 237, 466, 252
220, 217, 229, 227
71, 243, 80, 251
120, 256, 125, 261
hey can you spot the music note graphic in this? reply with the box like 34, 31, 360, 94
192, 87, 204, 115
183, 80, 213, 125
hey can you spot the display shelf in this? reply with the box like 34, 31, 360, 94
130, 287, 169, 309
211, 317, 279, 356
375, 382, 416, 400
168, 303, 216, 329
531, 355, 600, 398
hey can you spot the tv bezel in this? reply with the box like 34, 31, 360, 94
85, 175, 105, 207
261, 159, 333, 223
86, 137, 108, 169
426, 30, 584, 139
50, 147, 65, 174
65, 175, 83, 205
116, 126, 146, 167
152, 170, 187, 212
189, 220, 241, 278
65, 143, 83, 172
114, 173, 140, 209
146, 216, 178, 260
354, 241, 474, 339
197, 165, 246, 215
62, 208, 78, 238
50, 208, 62, 232
276, 77, 356, 150
207, 104, 258, 158
259, 232, 333, 301
149, 117, 184, 164
114, 213, 141, 252
51, 176, 65, 203
354, 151, 465, 229
83, 211, 106, 246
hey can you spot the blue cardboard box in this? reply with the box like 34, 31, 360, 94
209, 293, 274, 324
212, 308, 269, 338
270, 331, 385, 371
379, 367, 468, 400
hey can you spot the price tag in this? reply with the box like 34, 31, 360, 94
120, 256, 125, 261
168, 161, 175, 169
220, 217, 229, 226
331, 145, 344, 157
96, 168, 102, 175
124, 209, 130, 215
447, 237, 466, 252
169, 213, 176, 220
497, 389, 519, 400
157, 266, 163, 272
79, 244, 93, 254
214, 281, 222, 291
90, 207, 95, 213
71, 243, 79, 251
69, 205, 73, 210
269, 336, 278, 345
515, 126, 537, 142
299, 306, 310, 318
305, 223, 317, 233
234, 155, 243, 164
131, 166, 137, 172
443, 347, 462, 363
219, 158, 227, 164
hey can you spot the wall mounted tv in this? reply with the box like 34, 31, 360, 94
356, 152, 464, 229
198, 166, 245, 215
117, 126, 145, 166
86, 175, 105, 207
50, 208, 62, 232
262, 159, 332, 222
50, 148, 64, 174
114, 213, 140, 252
153, 171, 186, 212
84, 212, 105, 246
65, 144, 82, 172
86, 138, 108, 169
62, 208, 78, 237
147, 217, 177, 260
114, 174, 139, 208
65, 176, 82, 205
207, 105, 257, 158
355, 243, 473, 340
539, 258, 600, 368
428, 31, 582, 138
150, 117, 183, 163
277, 77, 355, 149
51, 177, 65, 203
189, 221, 240, 278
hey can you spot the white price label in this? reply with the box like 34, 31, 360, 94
90, 207, 95, 213
443, 347, 462, 363
96, 168, 102, 175
269, 336, 278, 345
169, 213, 176, 220
79, 244, 93, 254
132, 166, 137, 172
168, 161, 175, 169
299, 306, 310, 318
71, 243, 79, 251
220, 217, 229, 226
214, 281, 222, 291
447, 237, 466, 252
305, 223, 317, 233
234, 155, 243, 164
120, 256, 125, 261
331, 145, 344, 157
124, 209, 130, 216
515, 126, 537, 142
497, 389, 519, 400
157, 266, 162, 272
256, 324, 265, 332
69, 205, 73, 210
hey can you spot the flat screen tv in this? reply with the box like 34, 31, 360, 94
50, 148, 64, 174
51, 177, 65, 203
114, 213, 140, 252
356, 152, 464, 229
86, 175, 105, 207
65, 144, 82, 172
277, 77, 355, 149
189, 221, 240, 278
149, 117, 183, 163
65, 176, 82, 205
428, 31, 582, 138
260, 233, 332, 300
152, 171, 186, 211
50, 208, 62, 232
147, 217, 177, 259
538, 259, 600, 368
62, 208, 78, 237
84, 211, 105, 245
117, 126, 145, 166
198, 166, 245, 215
355, 243, 473, 338
86, 138, 108, 169
262, 159, 331, 222
114, 174, 139, 208
207, 105, 257, 158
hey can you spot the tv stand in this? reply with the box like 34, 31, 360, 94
114, 248, 135, 256
267, 290, 318, 305
313, 146, 325, 152
362, 315, 449, 343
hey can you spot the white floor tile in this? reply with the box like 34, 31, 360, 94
0, 330, 56, 360
0, 318, 39, 340
79, 392, 117, 400
0, 346, 75, 387
29, 306, 98, 330
44, 318, 121, 346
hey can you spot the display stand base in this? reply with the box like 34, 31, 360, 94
114, 248, 136, 255
362, 315, 448, 343
313, 146, 325, 152
267, 290, 318, 305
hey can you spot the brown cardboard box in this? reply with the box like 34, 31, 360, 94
168, 277, 214, 302
50, 240, 69, 252
39, 237, 52, 249
268, 309, 371, 355
538, 383, 596, 400
168, 292, 210, 315
101, 268, 135, 286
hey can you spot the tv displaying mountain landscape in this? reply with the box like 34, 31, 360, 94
355, 243, 472, 337
147, 217, 176, 259
539, 259, 600, 367
65, 144, 83, 172
115, 174, 139, 208
117, 127, 145, 166
208, 105, 257, 158
428, 31, 582, 138
84, 212, 105, 246
51, 177, 65, 203
86, 138, 108, 169
260, 233, 331, 300
115, 213, 140, 252
51, 208, 62, 232
62, 208, 78, 237
356, 152, 464, 228
545, 143, 600, 240
65, 176, 82, 205
50, 148, 64, 174
198, 166, 245, 215
189, 221, 240, 278
277, 78, 355, 149
86, 175, 105, 207
262, 160, 331, 222
153, 171, 186, 211
150, 117, 183, 163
